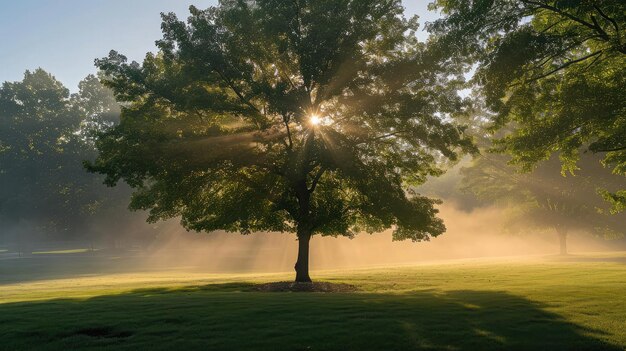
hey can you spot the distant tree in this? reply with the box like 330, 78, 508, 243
0, 70, 128, 245
72, 74, 146, 249
88, 1, 475, 282
73, 74, 121, 142
462, 153, 625, 255
430, 0, 626, 212
0, 69, 84, 240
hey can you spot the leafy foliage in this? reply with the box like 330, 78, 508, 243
430, 0, 626, 211
88, 0, 476, 278
0, 69, 84, 237
0, 70, 126, 241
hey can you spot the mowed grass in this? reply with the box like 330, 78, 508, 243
1, 253, 626, 350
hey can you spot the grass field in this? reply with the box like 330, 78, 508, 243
1, 252, 626, 350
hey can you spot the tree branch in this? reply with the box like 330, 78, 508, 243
581, 51, 604, 70
593, 5, 625, 54
282, 73, 298, 90
308, 166, 327, 193
521, 1, 601, 35
590, 15, 610, 41
215, 70, 262, 116
535, 35, 601, 69
593, 145, 626, 153
283, 114, 293, 149
365, 130, 408, 142
593, 5, 620, 35
522, 50, 603, 84
539, 18, 566, 33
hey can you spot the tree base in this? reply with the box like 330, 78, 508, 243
254, 281, 358, 292
294, 275, 312, 283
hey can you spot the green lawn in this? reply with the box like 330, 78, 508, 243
1, 253, 625, 350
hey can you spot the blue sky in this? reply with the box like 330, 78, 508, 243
0, 1, 438, 91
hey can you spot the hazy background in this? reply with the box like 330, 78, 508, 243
0, 1, 623, 277
135, 202, 616, 273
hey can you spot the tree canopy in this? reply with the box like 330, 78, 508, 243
0, 69, 86, 238
430, 0, 626, 212
0, 69, 132, 246
88, 0, 475, 281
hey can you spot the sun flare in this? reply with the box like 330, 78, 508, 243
309, 115, 321, 126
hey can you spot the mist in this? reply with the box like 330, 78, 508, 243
84, 201, 614, 275
2, 196, 620, 280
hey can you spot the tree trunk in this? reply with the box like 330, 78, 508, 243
294, 230, 312, 283
293, 177, 313, 283
557, 228, 568, 255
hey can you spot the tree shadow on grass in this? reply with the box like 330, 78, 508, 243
0, 283, 620, 351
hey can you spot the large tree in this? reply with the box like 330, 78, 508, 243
88, 1, 474, 282
430, 0, 626, 212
